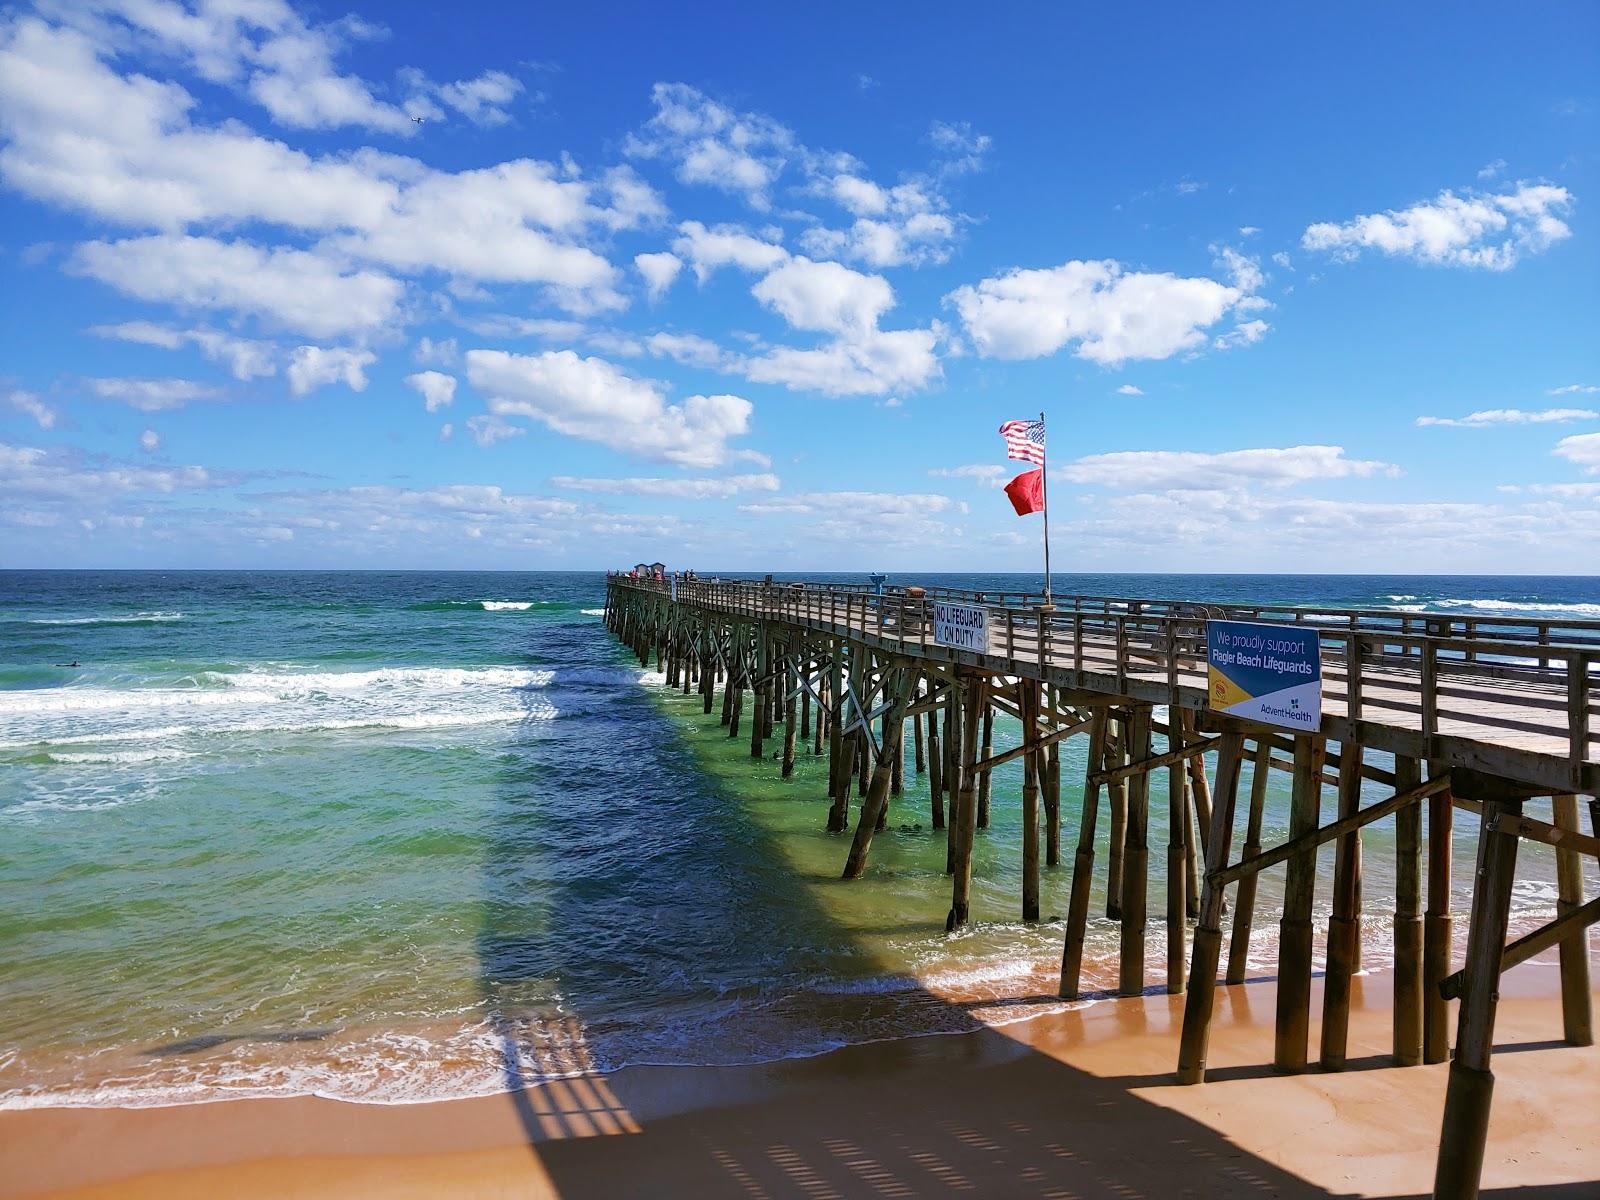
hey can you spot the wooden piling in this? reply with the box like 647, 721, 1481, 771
912, 708, 925, 773
977, 701, 995, 831
1226, 739, 1271, 985
1060, 709, 1109, 999
842, 666, 915, 879
1392, 754, 1424, 1066
782, 669, 798, 778
825, 644, 847, 833
946, 674, 983, 931
1044, 728, 1062, 868
1273, 732, 1325, 1073
1120, 705, 1153, 995
1424, 773, 1454, 1064
1433, 794, 1522, 1200
1106, 714, 1127, 921
1320, 738, 1363, 1069
1167, 718, 1191, 994
750, 627, 767, 759
1021, 680, 1041, 923
940, 691, 953, 876
1552, 793, 1594, 1046
1176, 729, 1245, 1084
1183, 775, 1200, 921
928, 687, 944, 829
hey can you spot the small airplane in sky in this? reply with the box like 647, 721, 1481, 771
411, 116, 426, 125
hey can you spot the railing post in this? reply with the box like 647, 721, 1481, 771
1347, 633, 1363, 721
1570, 653, 1590, 791
1421, 640, 1438, 748
1116, 615, 1128, 693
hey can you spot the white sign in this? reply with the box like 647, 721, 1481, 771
933, 602, 989, 653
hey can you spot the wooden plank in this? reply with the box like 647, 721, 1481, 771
1552, 794, 1594, 1046
1059, 710, 1109, 999
1226, 739, 1272, 985
1120, 705, 1153, 995
1434, 797, 1523, 1200
1274, 733, 1325, 1074
1392, 755, 1424, 1066
1176, 729, 1246, 1084
1091, 734, 1220, 785
1438, 893, 1600, 1002
1213, 775, 1450, 887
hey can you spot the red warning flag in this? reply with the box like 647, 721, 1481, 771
1004, 468, 1045, 516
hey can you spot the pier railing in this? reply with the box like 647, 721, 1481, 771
616, 576, 1598, 791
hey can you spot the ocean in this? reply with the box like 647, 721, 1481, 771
2, 570, 1597, 1111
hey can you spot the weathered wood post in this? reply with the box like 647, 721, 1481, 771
1424, 772, 1455, 1063
1021, 680, 1042, 923
1274, 732, 1325, 1073
1393, 754, 1425, 1065
1105, 714, 1128, 921
1060, 709, 1109, 998
977, 701, 995, 830
1433, 788, 1523, 1200
944, 687, 964, 874
750, 625, 769, 759
1226, 739, 1271, 984
912, 708, 925, 774
782, 662, 798, 778
1045, 728, 1062, 867
1176, 729, 1245, 1084
1120, 705, 1153, 996
927, 686, 944, 829
843, 666, 916, 878
1166, 717, 1192, 994
946, 674, 984, 931
826, 644, 848, 832
1552, 793, 1593, 1045
1320, 739, 1364, 1069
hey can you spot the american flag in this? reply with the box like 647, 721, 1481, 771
998, 418, 1046, 466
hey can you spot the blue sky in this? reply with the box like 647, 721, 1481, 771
1, 0, 1596, 572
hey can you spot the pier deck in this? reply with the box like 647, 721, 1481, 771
605, 575, 1599, 1200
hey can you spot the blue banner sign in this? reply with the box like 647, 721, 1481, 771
1206, 619, 1322, 732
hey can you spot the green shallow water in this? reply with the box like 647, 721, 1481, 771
0, 570, 1592, 1109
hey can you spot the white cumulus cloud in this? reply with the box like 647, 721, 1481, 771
287, 346, 376, 395
1417, 408, 1598, 428
465, 349, 755, 468
1302, 182, 1574, 270
1060, 445, 1399, 490
1555, 432, 1600, 475
947, 258, 1255, 365
405, 370, 457, 412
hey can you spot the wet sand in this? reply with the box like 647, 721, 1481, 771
2, 960, 1596, 1199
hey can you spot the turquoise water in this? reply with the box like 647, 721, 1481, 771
1, 571, 1595, 1109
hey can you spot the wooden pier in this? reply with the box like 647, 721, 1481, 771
605, 574, 1598, 1200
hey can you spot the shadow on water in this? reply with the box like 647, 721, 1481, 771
472, 611, 1579, 1199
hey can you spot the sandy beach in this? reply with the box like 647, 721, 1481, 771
4, 956, 1595, 1199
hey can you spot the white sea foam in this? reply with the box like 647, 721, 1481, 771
0, 663, 654, 752
1387, 604, 1429, 613
48, 748, 196, 766
26, 611, 185, 626
1434, 598, 1600, 617
479, 600, 535, 611
581, 608, 606, 616
1385, 594, 1419, 602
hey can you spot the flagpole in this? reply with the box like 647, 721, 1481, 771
1039, 409, 1052, 607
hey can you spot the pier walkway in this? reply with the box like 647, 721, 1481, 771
605, 575, 1599, 1200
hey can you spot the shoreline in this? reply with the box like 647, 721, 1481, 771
3, 958, 1595, 1198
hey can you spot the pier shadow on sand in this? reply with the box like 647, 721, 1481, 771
473, 616, 1593, 1200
